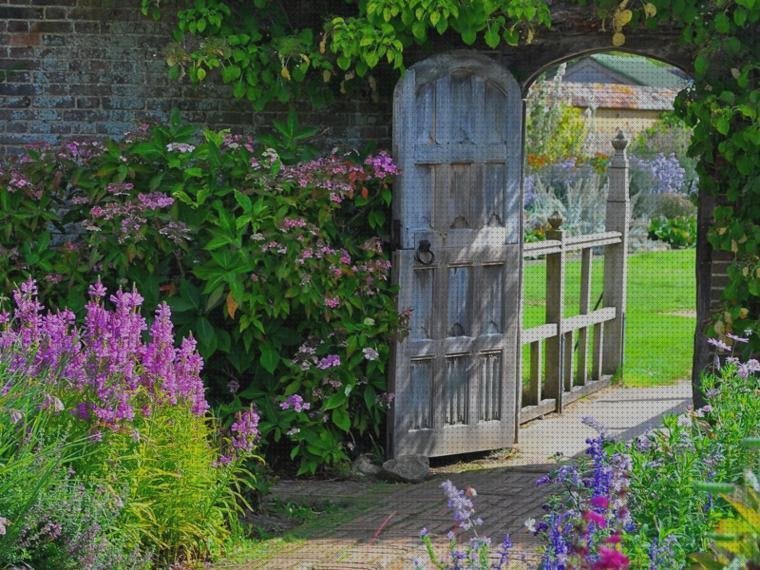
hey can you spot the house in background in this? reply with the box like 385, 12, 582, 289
546, 52, 692, 153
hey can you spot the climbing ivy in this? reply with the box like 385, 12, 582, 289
140, 0, 760, 355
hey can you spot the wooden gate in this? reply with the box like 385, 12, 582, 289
389, 52, 523, 458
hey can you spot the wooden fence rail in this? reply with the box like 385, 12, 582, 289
518, 132, 631, 425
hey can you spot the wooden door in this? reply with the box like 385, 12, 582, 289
389, 52, 523, 458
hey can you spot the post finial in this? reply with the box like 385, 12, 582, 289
612, 130, 628, 151
548, 211, 563, 230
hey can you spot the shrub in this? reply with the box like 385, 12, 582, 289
524, 159, 608, 237
0, 280, 260, 566
648, 215, 697, 248
690, 462, 760, 568
653, 192, 697, 220
0, 111, 401, 474
526, 64, 590, 164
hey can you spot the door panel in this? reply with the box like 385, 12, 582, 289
390, 51, 523, 458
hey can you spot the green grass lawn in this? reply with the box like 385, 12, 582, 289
522, 249, 696, 386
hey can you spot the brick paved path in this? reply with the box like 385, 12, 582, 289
234, 382, 691, 569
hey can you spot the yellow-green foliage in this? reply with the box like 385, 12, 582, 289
544, 106, 588, 163
100, 405, 254, 565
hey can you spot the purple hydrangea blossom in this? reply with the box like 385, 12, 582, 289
317, 354, 341, 369
280, 394, 311, 412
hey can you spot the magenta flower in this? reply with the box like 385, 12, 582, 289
590, 496, 610, 509
583, 510, 607, 528
593, 546, 630, 569
324, 296, 340, 309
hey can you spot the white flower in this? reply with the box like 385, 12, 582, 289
0, 516, 8, 536
525, 517, 537, 532
362, 347, 380, 361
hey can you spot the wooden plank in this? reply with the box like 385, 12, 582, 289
577, 248, 592, 386
562, 375, 613, 406
521, 323, 558, 343
593, 322, 604, 381
523, 340, 542, 406
544, 228, 564, 411
519, 399, 556, 424
602, 134, 631, 376
561, 307, 616, 333
563, 331, 573, 393
523, 240, 562, 256
563, 231, 622, 251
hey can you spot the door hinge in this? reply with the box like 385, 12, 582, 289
392, 219, 401, 250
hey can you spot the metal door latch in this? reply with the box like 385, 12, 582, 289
415, 239, 435, 265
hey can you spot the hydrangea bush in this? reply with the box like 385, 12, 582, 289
0, 111, 402, 474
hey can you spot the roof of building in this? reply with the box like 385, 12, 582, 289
585, 53, 691, 89
555, 82, 680, 111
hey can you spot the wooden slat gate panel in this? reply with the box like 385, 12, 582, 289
389, 52, 523, 458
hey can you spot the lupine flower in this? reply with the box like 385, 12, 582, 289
40, 394, 64, 413
583, 510, 607, 527
0, 280, 209, 428
230, 406, 260, 452
9, 409, 23, 424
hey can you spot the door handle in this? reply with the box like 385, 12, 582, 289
415, 239, 435, 265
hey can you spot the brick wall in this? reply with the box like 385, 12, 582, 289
0, 0, 392, 156
710, 250, 734, 309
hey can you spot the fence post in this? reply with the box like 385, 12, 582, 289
545, 211, 565, 412
602, 131, 630, 376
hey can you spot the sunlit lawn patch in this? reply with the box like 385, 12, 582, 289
523, 249, 696, 386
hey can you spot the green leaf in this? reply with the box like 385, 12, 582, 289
234, 190, 252, 212
461, 29, 477, 45
332, 408, 351, 432
195, 317, 217, 356
324, 391, 347, 410
694, 54, 708, 77
260, 343, 279, 373
484, 27, 500, 48
714, 12, 731, 33
222, 65, 241, 82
